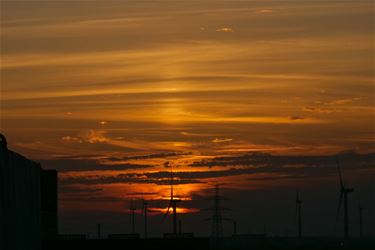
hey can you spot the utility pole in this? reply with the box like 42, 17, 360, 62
143, 201, 148, 238
233, 221, 237, 235
296, 191, 302, 238
130, 201, 136, 234
359, 202, 364, 238
97, 224, 101, 239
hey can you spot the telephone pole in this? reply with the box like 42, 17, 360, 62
143, 201, 148, 238
129, 201, 136, 234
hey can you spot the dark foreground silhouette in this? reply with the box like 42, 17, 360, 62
42, 237, 375, 250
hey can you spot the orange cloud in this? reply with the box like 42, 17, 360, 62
212, 138, 233, 143
216, 27, 234, 32
329, 97, 361, 105
303, 106, 336, 114
257, 9, 273, 14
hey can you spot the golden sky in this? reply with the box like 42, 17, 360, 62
1, 0, 374, 236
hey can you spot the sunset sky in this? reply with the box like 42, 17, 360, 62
1, 0, 374, 237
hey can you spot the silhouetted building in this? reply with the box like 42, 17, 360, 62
0, 134, 58, 250
41, 170, 58, 239
0, 134, 42, 250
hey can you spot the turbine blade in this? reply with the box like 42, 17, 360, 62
163, 200, 173, 221
336, 157, 344, 188
336, 191, 343, 222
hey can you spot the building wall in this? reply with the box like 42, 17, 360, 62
42, 170, 58, 239
0, 143, 42, 250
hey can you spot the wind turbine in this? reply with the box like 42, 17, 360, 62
163, 162, 181, 234
336, 157, 354, 239
295, 191, 302, 238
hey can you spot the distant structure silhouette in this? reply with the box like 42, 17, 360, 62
41, 170, 58, 239
143, 200, 148, 238
206, 184, 229, 238
163, 162, 181, 234
0, 133, 8, 161
129, 200, 136, 234
0, 133, 57, 250
295, 191, 302, 238
358, 201, 364, 238
97, 224, 101, 239
336, 157, 354, 239
233, 220, 237, 235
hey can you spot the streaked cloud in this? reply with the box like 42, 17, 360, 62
212, 138, 233, 143
330, 97, 361, 105
303, 106, 336, 114
61, 136, 83, 143
41, 158, 154, 172
257, 9, 274, 14
59, 151, 375, 186
288, 116, 305, 121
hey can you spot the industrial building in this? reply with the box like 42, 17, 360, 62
41, 170, 58, 239
0, 134, 58, 250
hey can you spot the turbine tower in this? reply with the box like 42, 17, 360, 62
336, 157, 354, 239
164, 162, 181, 234
295, 191, 302, 238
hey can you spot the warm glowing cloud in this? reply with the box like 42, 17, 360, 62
212, 138, 233, 143
257, 9, 273, 14
303, 106, 336, 114
330, 98, 361, 105
215, 27, 234, 32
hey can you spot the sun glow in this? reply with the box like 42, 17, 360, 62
151, 207, 200, 214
